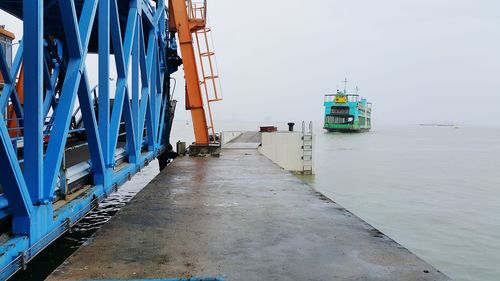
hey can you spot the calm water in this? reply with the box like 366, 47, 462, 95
304, 125, 500, 281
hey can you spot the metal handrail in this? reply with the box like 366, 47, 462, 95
187, 0, 207, 21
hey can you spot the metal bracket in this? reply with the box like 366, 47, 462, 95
65, 218, 73, 234
19, 251, 27, 271
92, 194, 99, 210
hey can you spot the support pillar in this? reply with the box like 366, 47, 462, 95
23, 0, 44, 203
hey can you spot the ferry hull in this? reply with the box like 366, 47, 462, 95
323, 120, 371, 133
324, 127, 370, 133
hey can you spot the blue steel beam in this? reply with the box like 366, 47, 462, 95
77, 72, 106, 184
78, 0, 98, 49
99, 0, 111, 167
138, 22, 150, 88
0, 45, 24, 120
42, 39, 64, 121
42, 65, 61, 118
44, 0, 98, 197
60, 0, 83, 59
157, 92, 168, 144
121, 94, 138, 163
23, 0, 44, 202
108, 1, 137, 164
140, 1, 155, 28
0, 41, 23, 117
155, 44, 164, 144
147, 45, 157, 150
132, 15, 140, 153
0, 0, 179, 277
43, 56, 52, 88
0, 122, 32, 235
44, 58, 82, 197
138, 28, 156, 150
150, 46, 158, 146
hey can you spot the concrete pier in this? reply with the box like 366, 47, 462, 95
48, 133, 450, 281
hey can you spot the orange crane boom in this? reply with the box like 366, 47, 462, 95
169, 0, 217, 146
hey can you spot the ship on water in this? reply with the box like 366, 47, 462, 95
323, 80, 372, 132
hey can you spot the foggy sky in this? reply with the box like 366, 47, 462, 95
2, 0, 499, 126
199, 0, 500, 126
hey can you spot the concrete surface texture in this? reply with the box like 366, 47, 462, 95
220, 131, 243, 145
221, 131, 261, 149
47, 133, 450, 281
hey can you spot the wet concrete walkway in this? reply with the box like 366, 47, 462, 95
48, 134, 450, 281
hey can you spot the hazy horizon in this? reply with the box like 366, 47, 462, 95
1, 0, 499, 127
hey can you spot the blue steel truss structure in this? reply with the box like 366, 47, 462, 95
0, 0, 181, 278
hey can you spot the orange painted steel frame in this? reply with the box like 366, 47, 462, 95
169, 0, 210, 145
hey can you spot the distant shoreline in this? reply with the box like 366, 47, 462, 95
419, 124, 455, 127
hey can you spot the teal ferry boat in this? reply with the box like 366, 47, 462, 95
323, 87, 372, 132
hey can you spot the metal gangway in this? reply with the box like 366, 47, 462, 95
0, 0, 218, 278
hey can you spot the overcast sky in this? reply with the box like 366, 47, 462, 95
2, 0, 499, 126
196, 0, 500, 126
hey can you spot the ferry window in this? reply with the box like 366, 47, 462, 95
331, 107, 349, 114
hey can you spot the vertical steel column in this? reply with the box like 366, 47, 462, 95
138, 24, 155, 151
132, 5, 140, 155
99, 0, 111, 168
149, 46, 157, 148
23, 0, 44, 202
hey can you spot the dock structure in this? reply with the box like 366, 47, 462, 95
0, 0, 181, 277
48, 133, 449, 281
